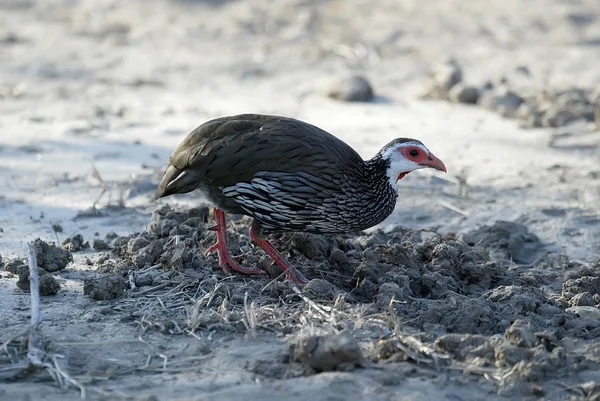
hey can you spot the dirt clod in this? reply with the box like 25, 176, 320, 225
16, 265, 60, 295
303, 279, 338, 299
93, 239, 111, 251
465, 221, 545, 265
62, 234, 89, 252
562, 276, 600, 307
33, 238, 72, 271
424, 59, 463, 99
449, 83, 480, 104
83, 274, 126, 300
292, 331, 367, 372
327, 75, 374, 102
39, 275, 60, 295
4, 259, 25, 274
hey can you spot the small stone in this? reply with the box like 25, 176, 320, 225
52, 223, 63, 233
16, 264, 59, 295
5, 259, 25, 274
449, 84, 480, 104
330, 248, 348, 264
292, 331, 367, 372
39, 275, 60, 296
570, 292, 595, 307
62, 234, 89, 252
304, 278, 336, 298
128, 236, 151, 254
33, 238, 73, 271
135, 273, 154, 287
479, 87, 524, 117
83, 274, 126, 300
542, 107, 576, 128
327, 75, 374, 102
432, 59, 462, 93
17, 265, 48, 291
92, 239, 111, 251
505, 319, 536, 348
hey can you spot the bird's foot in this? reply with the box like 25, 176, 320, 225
206, 208, 264, 276
205, 241, 264, 276
249, 226, 309, 285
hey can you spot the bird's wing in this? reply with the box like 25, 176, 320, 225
221, 170, 349, 232
155, 114, 364, 201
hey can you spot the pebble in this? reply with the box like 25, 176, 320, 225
433, 59, 462, 93
479, 87, 524, 117
304, 278, 337, 298
423, 61, 598, 129
16, 265, 60, 295
423, 59, 462, 99
570, 292, 595, 307
62, 234, 89, 252
83, 274, 126, 300
92, 239, 111, 251
449, 83, 480, 104
292, 331, 367, 372
327, 75, 375, 102
541, 107, 576, 128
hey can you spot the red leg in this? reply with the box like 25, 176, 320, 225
249, 225, 309, 285
205, 209, 265, 276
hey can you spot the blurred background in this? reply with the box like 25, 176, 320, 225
2, 3, 600, 399
1, 0, 599, 257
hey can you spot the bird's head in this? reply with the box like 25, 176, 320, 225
379, 138, 447, 188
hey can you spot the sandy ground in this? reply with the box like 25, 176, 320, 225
1, 0, 600, 400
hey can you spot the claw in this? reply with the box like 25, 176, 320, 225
206, 209, 265, 276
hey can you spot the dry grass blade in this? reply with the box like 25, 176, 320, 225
0, 243, 88, 399
243, 291, 258, 337
438, 199, 469, 216
290, 285, 332, 320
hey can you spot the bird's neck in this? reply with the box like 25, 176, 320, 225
364, 155, 397, 194
343, 155, 397, 230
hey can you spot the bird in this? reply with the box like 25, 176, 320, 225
155, 114, 446, 284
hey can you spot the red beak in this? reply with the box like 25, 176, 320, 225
422, 152, 447, 173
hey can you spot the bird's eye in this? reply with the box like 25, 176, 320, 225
409, 149, 419, 157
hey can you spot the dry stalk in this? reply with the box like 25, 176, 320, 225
242, 291, 258, 337
25, 242, 86, 399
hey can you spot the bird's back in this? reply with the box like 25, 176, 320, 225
155, 114, 394, 233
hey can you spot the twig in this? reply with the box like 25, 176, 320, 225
438, 200, 469, 217
24, 242, 86, 399
128, 270, 137, 290
290, 285, 332, 319
49, 220, 61, 244
52, 355, 86, 398
129, 282, 171, 298
26, 243, 44, 367
243, 291, 257, 337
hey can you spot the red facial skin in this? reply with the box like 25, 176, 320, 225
397, 145, 447, 182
